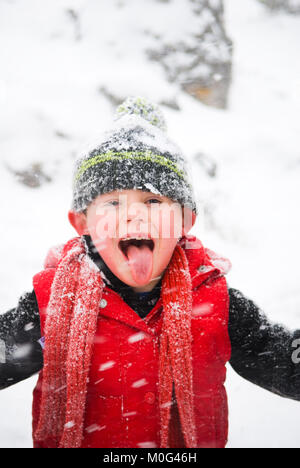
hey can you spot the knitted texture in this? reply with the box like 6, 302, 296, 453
33, 237, 196, 448
159, 243, 197, 448
115, 96, 167, 131
33, 238, 104, 448
72, 96, 198, 215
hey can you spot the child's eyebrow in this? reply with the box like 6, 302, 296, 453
98, 195, 119, 202
145, 194, 162, 199
103, 193, 163, 200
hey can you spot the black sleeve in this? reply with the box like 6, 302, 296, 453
228, 288, 300, 401
0, 291, 43, 390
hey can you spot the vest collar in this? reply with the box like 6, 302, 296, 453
43, 234, 231, 334
97, 235, 231, 334
179, 235, 231, 290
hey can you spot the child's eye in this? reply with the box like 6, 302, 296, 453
146, 198, 161, 204
106, 200, 119, 207
105, 199, 161, 207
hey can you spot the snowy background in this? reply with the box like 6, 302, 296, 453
0, 0, 300, 448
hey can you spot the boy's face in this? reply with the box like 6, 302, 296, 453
68, 189, 195, 292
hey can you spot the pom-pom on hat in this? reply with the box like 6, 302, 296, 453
72, 96, 198, 215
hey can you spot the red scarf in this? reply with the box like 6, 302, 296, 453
34, 236, 197, 448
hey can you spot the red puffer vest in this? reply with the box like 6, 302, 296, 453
32, 235, 231, 448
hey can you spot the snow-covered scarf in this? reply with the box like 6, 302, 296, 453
34, 236, 197, 448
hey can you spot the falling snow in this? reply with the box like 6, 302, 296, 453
99, 361, 116, 372
0, 0, 300, 450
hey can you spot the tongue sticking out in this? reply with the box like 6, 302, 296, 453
126, 243, 154, 285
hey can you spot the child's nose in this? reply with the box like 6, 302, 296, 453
126, 203, 148, 223
126, 210, 145, 223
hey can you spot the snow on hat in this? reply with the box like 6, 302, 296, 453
72, 96, 198, 215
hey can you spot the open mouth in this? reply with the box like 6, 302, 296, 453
118, 238, 155, 259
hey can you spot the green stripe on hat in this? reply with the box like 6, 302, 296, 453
75, 150, 186, 182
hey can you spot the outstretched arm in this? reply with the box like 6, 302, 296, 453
0, 291, 43, 390
228, 288, 300, 401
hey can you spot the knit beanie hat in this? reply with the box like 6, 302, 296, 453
72, 96, 198, 215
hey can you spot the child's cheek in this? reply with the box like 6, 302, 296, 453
157, 204, 183, 239
88, 209, 118, 241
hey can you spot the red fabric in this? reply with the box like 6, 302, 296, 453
32, 235, 231, 448
159, 243, 196, 447
33, 238, 105, 448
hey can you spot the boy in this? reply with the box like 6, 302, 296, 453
0, 97, 299, 448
